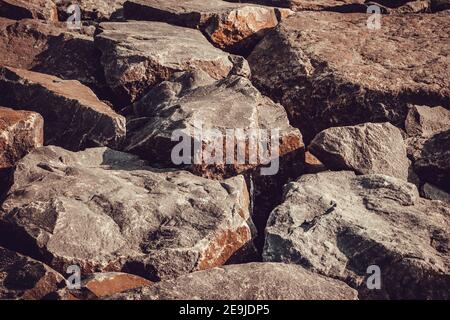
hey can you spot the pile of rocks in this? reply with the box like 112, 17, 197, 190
0, 0, 448, 300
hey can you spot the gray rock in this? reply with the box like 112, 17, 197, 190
309, 122, 410, 181
405, 105, 450, 138
0, 0, 58, 21
95, 21, 249, 105
123, 0, 292, 55
56, 0, 125, 21
0, 146, 253, 281
248, 12, 450, 142
126, 71, 303, 179
105, 262, 358, 300
0, 246, 64, 300
264, 171, 450, 299
0, 66, 126, 151
422, 183, 450, 204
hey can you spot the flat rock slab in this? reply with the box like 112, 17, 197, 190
95, 21, 249, 105
124, 0, 291, 55
0, 146, 253, 281
0, 246, 64, 300
264, 171, 449, 299
126, 71, 303, 179
248, 12, 450, 141
0, 18, 106, 96
0, 106, 43, 169
405, 105, 450, 138
105, 262, 358, 300
309, 122, 410, 181
0, 67, 126, 151
0, 0, 58, 21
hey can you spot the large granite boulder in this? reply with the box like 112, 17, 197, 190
126, 71, 303, 179
0, 18, 107, 96
0, 67, 125, 151
309, 122, 410, 181
0, 146, 253, 281
0, 0, 58, 21
264, 171, 449, 299
0, 246, 64, 300
123, 0, 292, 55
405, 105, 450, 139
94, 21, 249, 105
248, 12, 450, 141
105, 263, 358, 300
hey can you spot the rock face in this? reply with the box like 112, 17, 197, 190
0, 146, 253, 281
405, 105, 450, 138
94, 21, 249, 105
0, 67, 126, 151
264, 171, 449, 299
105, 263, 358, 300
309, 122, 410, 181
248, 12, 450, 142
126, 71, 303, 179
0, 246, 64, 300
56, 272, 151, 300
422, 183, 450, 204
0, 0, 58, 21
123, 0, 291, 55
0, 18, 106, 96
0, 107, 43, 170
56, 0, 125, 22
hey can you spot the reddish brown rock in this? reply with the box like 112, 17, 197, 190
0, 18, 106, 96
405, 105, 450, 138
248, 12, 450, 142
0, 106, 43, 169
0, 246, 64, 300
0, 0, 58, 21
56, 0, 125, 22
94, 21, 249, 105
124, 0, 293, 55
0, 67, 125, 151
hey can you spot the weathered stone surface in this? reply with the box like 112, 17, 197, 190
248, 12, 450, 142
94, 21, 249, 105
411, 130, 450, 192
126, 71, 303, 179
405, 105, 450, 138
0, 246, 64, 300
305, 151, 326, 173
124, 0, 292, 55
0, 146, 253, 281
56, 0, 125, 21
0, 18, 106, 96
264, 171, 450, 299
309, 122, 410, 180
0, 67, 125, 151
105, 263, 358, 300
226, 0, 365, 11
0, 0, 58, 21
0, 107, 43, 169
422, 183, 450, 204
55, 272, 151, 300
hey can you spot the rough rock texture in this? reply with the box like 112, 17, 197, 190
248, 12, 450, 142
0, 18, 107, 96
264, 171, 450, 299
226, 0, 365, 11
55, 272, 151, 300
0, 146, 253, 281
309, 122, 410, 181
0, 107, 43, 170
56, 0, 125, 22
0, 0, 58, 21
422, 183, 450, 204
0, 246, 64, 300
405, 105, 450, 138
0, 67, 125, 151
123, 0, 292, 55
411, 130, 450, 192
126, 71, 303, 179
105, 263, 358, 300
94, 21, 249, 105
